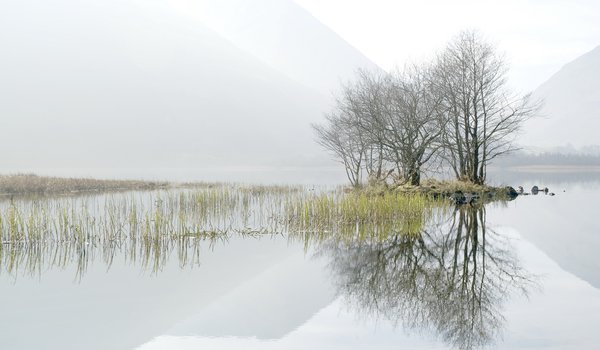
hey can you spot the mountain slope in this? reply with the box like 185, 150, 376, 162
168, 0, 380, 95
524, 45, 600, 149
0, 0, 332, 171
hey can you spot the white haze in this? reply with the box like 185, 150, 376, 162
168, 0, 379, 96
0, 0, 374, 181
524, 45, 600, 150
1, 0, 599, 181
295, 0, 600, 93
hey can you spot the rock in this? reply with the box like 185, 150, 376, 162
517, 186, 524, 194
549, 192, 555, 196
531, 185, 539, 195
449, 191, 466, 205
506, 186, 519, 198
465, 192, 480, 204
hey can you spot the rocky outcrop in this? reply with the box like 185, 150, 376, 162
448, 188, 516, 205
506, 186, 519, 198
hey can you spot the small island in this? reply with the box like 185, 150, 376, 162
313, 30, 540, 205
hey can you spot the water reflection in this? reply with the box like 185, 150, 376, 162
1, 188, 537, 350
295, 206, 536, 350
0, 237, 224, 282
0, 187, 291, 281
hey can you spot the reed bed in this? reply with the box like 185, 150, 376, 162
0, 174, 169, 196
0, 184, 303, 278
0, 184, 446, 279
285, 190, 445, 244
0, 186, 298, 245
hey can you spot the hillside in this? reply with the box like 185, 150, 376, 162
523, 45, 600, 149
170, 0, 380, 95
0, 0, 375, 173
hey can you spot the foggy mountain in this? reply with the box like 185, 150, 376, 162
169, 0, 380, 95
523, 45, 600, 150
0, 0, 375, 174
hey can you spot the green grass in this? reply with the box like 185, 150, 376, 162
0, 183, 453, 279
285, 190, 446, 244
0, 184, 447, 246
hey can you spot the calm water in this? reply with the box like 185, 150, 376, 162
1, 172, 599, 350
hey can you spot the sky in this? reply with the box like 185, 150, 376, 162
1, 0, 598, 177
293, 0, 600, 92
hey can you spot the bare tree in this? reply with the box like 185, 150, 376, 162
338, 70, 389, 182
314, 67, 445, 187
312, 112, 366, 187
344, 67, 445, 186
313, 70, 391, 187
434, 30, 540, 184
314, 30, 538, 187
381, 64, 445, 185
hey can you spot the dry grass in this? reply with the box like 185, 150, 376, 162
0, 188, 286, 244
393, 179, 497, 195
0, 185, 300, 279
0, 174, 169, 196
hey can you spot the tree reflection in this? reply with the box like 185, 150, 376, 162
308, 205, 535, 350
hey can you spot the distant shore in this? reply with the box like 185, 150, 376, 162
504, 165, 600, 173
0, 174, 170, 196
1, 173, 540, 205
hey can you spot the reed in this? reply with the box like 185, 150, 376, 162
285, 190, 445, 243
0, 184, 301, 244
0, 184, 448, 280
0, 174, 169, 196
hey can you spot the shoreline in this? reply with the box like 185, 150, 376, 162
0, 174, 170, 197
353, 179, 521, 205
502, 165, 600, 173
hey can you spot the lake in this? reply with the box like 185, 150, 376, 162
1, 171, 599, 350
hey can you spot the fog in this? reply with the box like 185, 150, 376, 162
524, 45, 600, 150
1, 0, 598, 182
169, 0, 380, 96
0, 0, 374, 180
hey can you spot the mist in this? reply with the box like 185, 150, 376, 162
0, 0, 375, 181
2, 2, 600, 350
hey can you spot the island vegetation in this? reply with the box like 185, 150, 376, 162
313, 30, 540, 197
